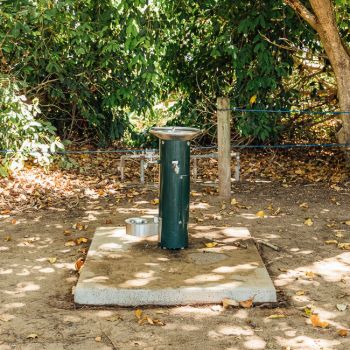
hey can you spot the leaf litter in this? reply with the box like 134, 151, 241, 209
204, 241, 218, 248
74, 257, 85, 272
222, 296, 254, 309
310, 314, 329, 328
134, 309, 165, 326
0, 148, 348, 213
48, 257, 57, 264
338, 329, 349, 337
304, 218, 313, 226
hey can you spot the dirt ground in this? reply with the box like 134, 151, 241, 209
0, 151, 350, 350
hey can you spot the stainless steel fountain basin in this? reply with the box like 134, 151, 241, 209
150, 127, 201, 141
125, 217, 158, 237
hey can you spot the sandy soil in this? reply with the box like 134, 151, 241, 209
0, 153, 350, 350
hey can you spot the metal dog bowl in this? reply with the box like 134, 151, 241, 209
125, 217, 158, 237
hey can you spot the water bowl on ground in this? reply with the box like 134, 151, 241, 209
125, 217, 158, 237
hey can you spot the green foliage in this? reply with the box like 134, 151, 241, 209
1, 0, 348, 146
157, 0, 319, 142
0, 75, 64, 175
0, 0, 165, 144
335, 1, 350, 43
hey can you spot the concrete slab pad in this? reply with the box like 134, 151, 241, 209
74, 225, 277, 306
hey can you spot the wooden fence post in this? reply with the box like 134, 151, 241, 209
217, 97, 231, 201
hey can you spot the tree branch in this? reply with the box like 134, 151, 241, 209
284, 0, 318, 31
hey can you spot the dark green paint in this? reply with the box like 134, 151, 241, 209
159, 140, 190, 249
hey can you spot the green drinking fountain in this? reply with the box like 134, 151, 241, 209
150, 126, 201, 249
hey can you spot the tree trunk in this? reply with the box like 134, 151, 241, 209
308, 0, 350, 147
285, 0, 350, 156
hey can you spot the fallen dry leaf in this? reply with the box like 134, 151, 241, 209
153, 319, 165, 326
222, 298, 239, 309
76, 237, 89, 245
78, 247, 88, 255
135, 309, 143, 320
272, 207, 281, 216
138, 317, 147, 325
338, 242, 350, 250
134, 309, 164, 326
26, 334, 38, 339
305, 271, 315, 280
146, 316, 164, 326
296, 290, 306, 296
72, 222, 88, 231
267, 314, 287, 319
138, 315, 164, 326
64, 240, 76, 247
74, 257, 85, 272
304, 218, 313, 226
11, 219, 16, 225
299, 202, 309, 209
4, 236, 11, 242
239, 297, 254, 308
48, 257, 57, 264
63, 230, 72, 236
336, 304, 347, 312
256, 210, 265, 218
310, 314, 329, 328
338, 329, 348, 337
204, 242, 218, 248
325, 240, 338, 245
231, 198, 238, 205
95, 336, 102, 342
151, 198, 159, 205
331, 184, 342, 191
344, 221, 350, 226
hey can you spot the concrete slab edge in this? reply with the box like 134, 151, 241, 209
74, 285, 276, 306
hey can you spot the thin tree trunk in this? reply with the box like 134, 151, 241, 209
308, 0, 350, 148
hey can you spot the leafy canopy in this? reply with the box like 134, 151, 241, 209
1, 0, 349, 148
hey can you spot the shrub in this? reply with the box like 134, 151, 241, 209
0, 75, 64, 176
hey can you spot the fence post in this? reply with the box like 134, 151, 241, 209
217, 97, 231, 200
